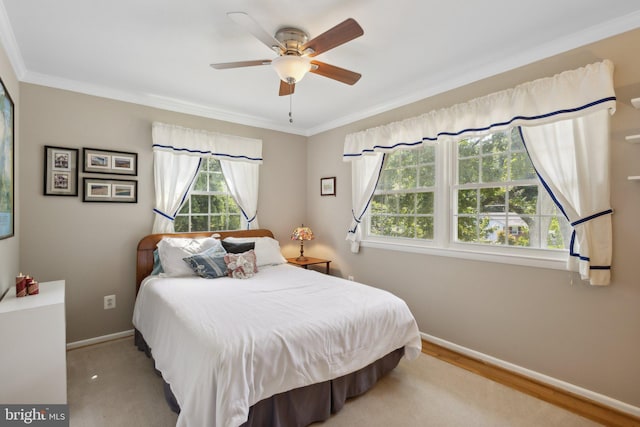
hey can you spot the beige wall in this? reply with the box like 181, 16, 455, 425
0, 39, 18, 297
18, 84, 307, 342
307, 29, 640, 407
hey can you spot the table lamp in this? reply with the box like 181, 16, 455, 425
291, 225, 314, 261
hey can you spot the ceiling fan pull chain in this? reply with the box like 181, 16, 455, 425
289, 88, 294, 123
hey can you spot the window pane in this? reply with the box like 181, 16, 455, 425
174, 216, 189, 232
457, 189, 477, 214
458, 139, 479, 157
418, 146, 436, 163
210, 195, 225, 212
416, 192, 434, 214
481, 154, 508, 182
226, 196, 240, 213
508, 215, 533, 247
457, 217, 478, 242
370, 215, 392, 236
209, 215, 225, 231
191, 195, 209, 213
178, 201, 190, 214
508, 185, 538, 214
458, 158, 479, 184
193, 171, 208, 191
399, 150, 417, 167
192, 215, 208, 231
378, 169, 398, 191
482, 132, 509, 154
400, 167, 417, 189
416, 217, 434, 239
399, 193, 415, 214
209, 172, 225, 192
227, 214, 241, 230
511, 152, 536, 180
418, 165, 435, 187
480, 187, 505, 213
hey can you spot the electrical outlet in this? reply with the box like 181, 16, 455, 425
104, 295, 116, 310
347, 275, 354, 281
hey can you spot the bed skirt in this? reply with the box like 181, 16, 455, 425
134, 329, 404, 427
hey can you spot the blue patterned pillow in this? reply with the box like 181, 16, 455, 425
183, 245, 228, 279
151, 249, 164, 275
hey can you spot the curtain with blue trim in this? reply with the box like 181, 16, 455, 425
521, 109, 612, 285
151, 122, 263, 233
343, 61, 616, 284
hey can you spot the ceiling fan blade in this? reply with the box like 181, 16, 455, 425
210, 60, 272, 69
309, 61, 361, 85
227, 12, 285, 53
302, 18, 363, 57
279, 80, 295, 96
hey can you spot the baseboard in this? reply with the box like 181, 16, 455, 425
421, 333, 640, 427
66, 329, 134, 350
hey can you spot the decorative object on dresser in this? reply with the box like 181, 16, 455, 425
83, 147, 138, 176
291, 224, 314, 261
286, 256, 331, 274
44, 145, 79, 197
83, 177, 137, 203
320, 176, 336, 196
0, 76, 14, 240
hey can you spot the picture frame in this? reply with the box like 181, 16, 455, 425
320, 177, 336, 196
83, 177, 137, 203
0, 76, 14, 240
83, 148, 137, 176
44, 145, 79, 197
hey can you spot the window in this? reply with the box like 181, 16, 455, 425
454, 129, 570, 250
369, 145, 436, 240
174, 158, 241, 232
364, 127, 570, 264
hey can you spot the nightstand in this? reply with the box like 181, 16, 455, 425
286, 257, 331, 274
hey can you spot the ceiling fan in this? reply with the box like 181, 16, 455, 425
211, 12, 364, 97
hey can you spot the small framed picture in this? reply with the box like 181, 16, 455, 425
320, 177, 336, 196
44, 145, 79, 196
83, 148, 137, 176
83, 178, 137, 203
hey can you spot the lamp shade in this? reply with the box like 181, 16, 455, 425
291, 225, 314, 241
272, 55, 311, 84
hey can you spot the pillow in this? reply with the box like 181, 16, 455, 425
151, 249, 164, 275
224, 250, 258, 279
221, 240, 255, 254
157, 237, 225, 277
183, 246, 228, 279
223, 237, 286, 267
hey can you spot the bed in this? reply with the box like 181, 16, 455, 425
133, 229, 422, 427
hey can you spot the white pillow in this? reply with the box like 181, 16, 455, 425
223, 236, 287, 267
157, 237, 225, 277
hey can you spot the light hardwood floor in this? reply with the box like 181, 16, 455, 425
66, 337, 602, 426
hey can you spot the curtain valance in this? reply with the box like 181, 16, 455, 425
152, 122, 262, 163
344, 60, 615, 159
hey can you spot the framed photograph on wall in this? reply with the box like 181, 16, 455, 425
83, 148, 137, 176
0, 76, 14, 239
44, 145, 79, 196
320, 177, 336, 196
83, 177, 137, 203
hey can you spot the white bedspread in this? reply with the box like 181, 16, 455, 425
133, 264, 422, 427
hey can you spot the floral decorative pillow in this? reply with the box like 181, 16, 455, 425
224, 250, 258, 279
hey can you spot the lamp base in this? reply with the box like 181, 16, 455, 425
295, 256, 308, 262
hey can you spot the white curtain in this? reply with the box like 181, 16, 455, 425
520, 109, 612, 285
343, 61, 616, 285
152, 151, 201, 233
346, 153, 386, 253
220, 160, 260, 229
152, 122, 263, 233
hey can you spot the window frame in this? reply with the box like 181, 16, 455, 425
174, 157, 242, 233
360, 130, 569, 270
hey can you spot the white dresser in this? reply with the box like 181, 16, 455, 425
0, 280, 67, 404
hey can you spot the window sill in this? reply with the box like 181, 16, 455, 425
360, 239, 567, 271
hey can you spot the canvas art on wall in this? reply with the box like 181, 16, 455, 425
0, 77, 14, 240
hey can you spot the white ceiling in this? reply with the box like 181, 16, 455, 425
1, 1, 640, 136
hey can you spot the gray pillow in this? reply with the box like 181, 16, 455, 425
183, 246, 229, 279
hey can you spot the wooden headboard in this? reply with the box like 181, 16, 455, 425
136, 229, 275, 293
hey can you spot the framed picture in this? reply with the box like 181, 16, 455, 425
83, 178, 137, 203
0, 77, 14, 239
44, 145, 79, 196
320, 177, 336, 196
83, 148, 137, 176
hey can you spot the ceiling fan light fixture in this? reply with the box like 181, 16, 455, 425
272, 55, 311, 84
